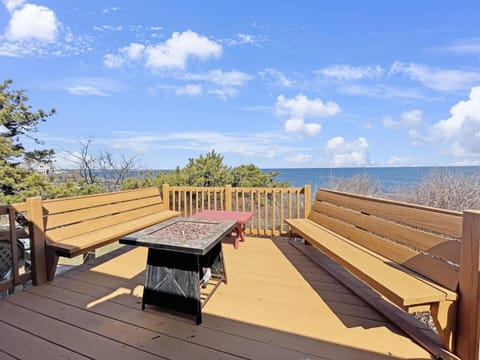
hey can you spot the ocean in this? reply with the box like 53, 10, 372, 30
263, 166, 480, 193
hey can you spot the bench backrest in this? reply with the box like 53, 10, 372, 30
308, 189, 463, 291
40, 187, 167, 244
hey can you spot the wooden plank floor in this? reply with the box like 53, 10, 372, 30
0, 237, 436, 359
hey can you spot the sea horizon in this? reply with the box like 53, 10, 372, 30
262, 165, 480, 193
79, 165, 480, 194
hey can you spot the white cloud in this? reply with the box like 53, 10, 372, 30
183, 70, 252, 87
123, 42, 145, 60
153, 70, 251, 99
431, 86, 480, 156
383, 109, 423, 130
285, 152, 313, 163
382, 116, 401, 130
175, 84, 202, 96
106, 131, 288, 160
391, 62, 480, 92
104, 31, 222, 71
65, 78, 121, 96
5, 3, 59, 42
387, 156, 417, 166
3, 0, 25, 12
341, 84, 427, 100
102, 6, 119, 14
94, 25, 123, 32
66, 85, 111, 96
237, 33, 254, 44
0, 2, 91, 57
180, 70, 252, 99
222, 33, 264, 47
275, 94, 341, 118
409, 129, 426, 147
104, 42, 145, 68
275, 94, 340, 137
400, 109, 423, 128
207, 87, 239, 100
439, 38, 480, 54
259, 68, 293, 87
325, 136, 370, 167
284, 118, 322, 137
53, 150, 83, 169
316, 64, 385, 80
103, 53, 125, 68
145, 30, 221, 70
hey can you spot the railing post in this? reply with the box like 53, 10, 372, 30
457, 210, 480, 360
162, 184, 170, 210
26, 197, 48, 285
225, 185, 232, 211
8, 206, 20, 284
303, 185, 311, 219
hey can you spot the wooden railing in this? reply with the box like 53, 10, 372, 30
163, 184, 311, 236
0, 204, 32, 293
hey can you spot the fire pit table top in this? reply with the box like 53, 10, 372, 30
120, 217, 237, 255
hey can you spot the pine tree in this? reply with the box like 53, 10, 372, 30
0, 79, 56, 203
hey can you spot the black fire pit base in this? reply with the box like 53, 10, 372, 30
142, 242, 226, 324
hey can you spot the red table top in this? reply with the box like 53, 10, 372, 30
190, 210, 253, 224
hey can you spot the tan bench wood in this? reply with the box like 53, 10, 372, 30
287, 189, 462, 353
22, 187, 178, 281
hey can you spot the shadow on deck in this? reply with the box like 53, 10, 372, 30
0, 237, 436, 359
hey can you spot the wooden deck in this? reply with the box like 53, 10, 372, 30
0, 236, 437, 359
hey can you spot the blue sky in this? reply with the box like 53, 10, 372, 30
1, 1, 480, 169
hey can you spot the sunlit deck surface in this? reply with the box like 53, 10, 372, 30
0, 237, 436, 359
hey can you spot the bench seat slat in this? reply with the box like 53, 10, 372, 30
50, 210, 178, 257
46, 204, 167, 242
311, 201, 461, 265
45, 196, 164, 230
307, 211, 459, 292
42, 187, 161, 214
318, 189, 463, 238
286, 218, 456, 307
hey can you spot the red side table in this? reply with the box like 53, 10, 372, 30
190, 210, 253, 249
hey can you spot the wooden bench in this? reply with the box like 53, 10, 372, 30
18, 187, 178, 281
286, 189, 462, 353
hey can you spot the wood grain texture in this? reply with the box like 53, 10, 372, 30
457, 210, 480, 360
316, 189, 463, 238
42, 187, 161, 214
286, 218, 449, 307
311, 200, 461, 264
0, 237, 434, 360
292, 241, 460, 360
45, 196, 163, 229
46, 203, 167, 242
50, 210, 178, 257
307, 210, 459, 291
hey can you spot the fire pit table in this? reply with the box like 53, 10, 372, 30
120, 217, 236, 324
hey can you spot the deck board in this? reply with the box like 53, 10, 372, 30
0, 237, 435, 359
0, 321, 88, 360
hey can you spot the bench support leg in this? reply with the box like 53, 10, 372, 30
431, 300, 457, 352
46, 249, 59, 282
